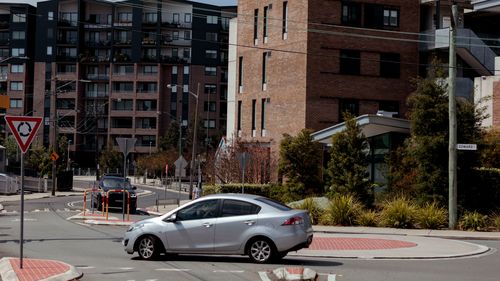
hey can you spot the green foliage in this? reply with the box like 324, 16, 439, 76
491, 213, 500, 231
4, 136, 20, 165
99, 142, 122, 176
480, 129, 500, 169
292, 198, 322, 225
459, 168, 500, 212
416, 202, 447, 229
202, 184, 270, 196
159, 121, 180, 151
25, 144, 51, 176
327, 113, 372, 206
387, 61, 485, 207
459, 211, 488, 231
278, 129, 323, 195
357, 210, 379, 227
380, 197, 417, 228
320, 194, 362, 226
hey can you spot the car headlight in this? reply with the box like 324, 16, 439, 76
127, 223, 144, 232
130, 193, 137, 198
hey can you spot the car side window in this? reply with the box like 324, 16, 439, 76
176, 199, 219, 221
221, 199, 261, 217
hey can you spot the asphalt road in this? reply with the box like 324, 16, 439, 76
1, 184, 499, 281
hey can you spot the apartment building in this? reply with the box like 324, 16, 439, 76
0, 3, 36, 124
230, 0, 420, 163
29, 0, 235, 169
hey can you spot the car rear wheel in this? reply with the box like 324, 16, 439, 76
138, 235, 159, 260
248, 238, 275, 263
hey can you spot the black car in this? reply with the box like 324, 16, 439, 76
92, 176, 137, 213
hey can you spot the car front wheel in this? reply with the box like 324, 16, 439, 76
137, 235, 159, 260
248, 238, 275, 263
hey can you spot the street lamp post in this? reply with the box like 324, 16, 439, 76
167, 83, 200, 199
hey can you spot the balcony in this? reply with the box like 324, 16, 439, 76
113, 53, 131, 63
142, 38, 157, 45
420, 28, 496, 75
84, 40, 111, 48
85, 74, 109, 80
56, 55, 78, 62
79, 55, 110, 63
160, 55, 189, 64
58, 19, 78, 27
85, 91, 109, 98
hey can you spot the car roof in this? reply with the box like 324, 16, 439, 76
101, 176, 127, 180
202, 193, 263, 200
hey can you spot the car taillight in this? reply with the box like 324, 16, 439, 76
282, 216, 304, 225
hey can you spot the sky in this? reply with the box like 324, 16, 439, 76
9, 0, 237, 7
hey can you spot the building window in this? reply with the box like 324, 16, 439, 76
380, 53, 400, 78
204, 84, 216, 94
10, 64, 24, 73
251, 99, 256, 130
238, 56, 243, 92
173, 31, 179, 40
112, 99, 133, 110
379, 101, 399, 116
341, 3, 361, 26
340, 50, 360, 75
282, 1, 288, 38
143, 13, 157, 23
142, 65, 158, 74
10, 81, 23, 91
172, 48, 178, 58
185, 13, 192, 23
262, 52, 268, 89
12, 14, 26, 23
118, 12, 132, 23
12, 31, 25, 40
237, 101, 242, 130
183, 65, 189, 74
263, 6, 269, 41
184, 30, 190, 40
47, 46, 53, 55
207, 15, 218, 24
261, 98, 267, 130
48, 12, 54, 21
205, 67, 217, 76
339, 99, 359, 120
173, 13, 180, 23
183, 48, 190, 58
206, 32, 218, 42
253, 9, 259, 43
10, 99, 23, 108
205, 50, 217, 59
204, 101, 216, 112
11, 48, 25, 57
203, 119, 216, 129
384, 8, 399, 27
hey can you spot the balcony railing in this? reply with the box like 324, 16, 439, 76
86, 74, 109, 80
85, 91, 109, 98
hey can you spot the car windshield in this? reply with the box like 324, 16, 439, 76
255, 197, 292, 211
101, 178, 132, 191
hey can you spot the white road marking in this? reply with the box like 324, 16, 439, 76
118, 267, 134, 270
67, 200, 81, 208
155, 268, 191, 272
328, 274, 337, 281
145, 279, 158, 281
213, 270, 245, 273
33, 209, 40, 212
44, 208, 50, 212
75, 266, 95, 269
12, 218, 37, 222
258, 271, 272, 281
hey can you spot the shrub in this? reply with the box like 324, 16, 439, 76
357, 210, 379, 227
491, 213, 500, 231
459, 211, 488, 231
293, 198, 322, 225
416, 202, 447, 229
320, 194, 362, 226
380, 197, 417, 228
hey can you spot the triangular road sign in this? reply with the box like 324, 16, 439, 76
4, 116, 43, 153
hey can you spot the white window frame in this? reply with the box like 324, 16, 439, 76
10, 81, 23, 91
12, 31, 25, 40
10, 99, 23, 108
10, 64, 24, 73
207, 15, 218, 24
47, 46, 53, 55
12, 14, 26, 23
11, 48, 25, 57
184, 13, 192, 23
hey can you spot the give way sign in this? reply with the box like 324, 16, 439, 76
4, 116, 43, 153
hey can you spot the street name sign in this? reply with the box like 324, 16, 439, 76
4, 116, 43, 153
456, 144, 477, 151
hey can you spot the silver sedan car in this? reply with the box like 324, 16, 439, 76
123, 194, 313, 263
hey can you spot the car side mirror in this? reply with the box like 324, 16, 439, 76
164, 213, 177, 223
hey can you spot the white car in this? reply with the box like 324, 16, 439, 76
123, 193, 313, 263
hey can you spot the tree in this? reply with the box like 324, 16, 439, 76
327, 113, 372, 205
479, 129, 500, 169
159, 121, 180, 151
99, 141, 122, 176
387, 62, 485, 207
278, 129, 322, 195
136, 149, 178, 178
25, 144, 51, 177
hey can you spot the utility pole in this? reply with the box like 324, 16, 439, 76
50, 88, 58, 196
188, 83, 200, 200
448, 3, 458, 229
178, 115, 182, 205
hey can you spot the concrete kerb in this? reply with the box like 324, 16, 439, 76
0, 257, 19, 281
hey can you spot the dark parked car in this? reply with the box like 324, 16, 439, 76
123, 194, 313, 263
92, 176, 137, 213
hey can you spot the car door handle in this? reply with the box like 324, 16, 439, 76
244, 220, 255, 226
202, 222, 212, 228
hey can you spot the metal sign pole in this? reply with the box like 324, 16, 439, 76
123, 139, 128, 221
20, 152, 24, 269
